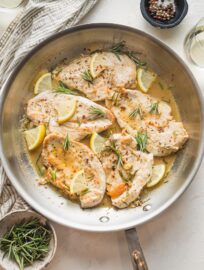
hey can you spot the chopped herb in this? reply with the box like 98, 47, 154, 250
63, 133, 70, 151
107, 142, 123, 167
158, 81, 164, 90
80, 188, 89, 196
89, 106, 105, 119
82, 70, 94, 84
129, 107, 143, 119
127, 51, 147, 68
50, 170, 57, 181
150, 102, 159, 114
110, 41, 126, 60
55, 81, 80, 95
0, 218, 51, 270
135, 132, 148, 152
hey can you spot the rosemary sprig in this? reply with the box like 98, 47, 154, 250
135, 132, 148, 152
107, 142, 123, 167
0, 218, 51, 270
82, 70, 94, 84
63, 133, 70, 151
89, 106, 105, 119
110, 41, 147, 67
129, 107, 143, 119
110, 41, 126, 60
55, 81, 80, 95
127, 51, 147, 68
150, 102, 159, 114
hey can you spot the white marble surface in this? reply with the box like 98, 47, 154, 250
0, 1, 204, 269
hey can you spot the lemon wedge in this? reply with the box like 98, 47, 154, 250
24, 124, 46, 151
147, 164, 166, 188
90, 53, 109, 78
56, 99, 77, 124
34, 73, 52, 95
90, 132, 107, 154
70, 170, 88, 194
137, 68, 157, 93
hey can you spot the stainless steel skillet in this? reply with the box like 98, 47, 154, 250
0, 24, 203, 269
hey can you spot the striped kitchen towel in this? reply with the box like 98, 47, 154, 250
0, 0, 98, 219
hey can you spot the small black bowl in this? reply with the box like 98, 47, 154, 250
140, 0, 188, 29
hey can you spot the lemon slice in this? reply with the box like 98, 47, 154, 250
147, 164, 166, 188
137, 68, 157, 93
70, 170, 88, 194
90, 132, 107, 154
24, 124, 46, 151
56, 99, 77, 124
90, 53, 109, 78
34, 73, 52, 94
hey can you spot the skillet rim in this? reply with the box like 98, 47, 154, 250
0, 23, 204, 232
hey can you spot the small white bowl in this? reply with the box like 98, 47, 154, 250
0, 210, 57, 270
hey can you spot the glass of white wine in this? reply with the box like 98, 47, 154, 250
184, 17, 204, 68
0, 0, 24, 8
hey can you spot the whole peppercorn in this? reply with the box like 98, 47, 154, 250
148, 0, 176, 22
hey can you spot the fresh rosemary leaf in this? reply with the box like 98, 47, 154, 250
135, 132, 148, 152
127, 51, 147, 68
50, 170, 56, 181
89, 106, 105, 119
150, 102, 159, 114
63, 133, 70, 151
110, 41, 126, 60
82, 70, 94, 84
0, 218, 51, 270
129, 107, 143, 119
111, 92, 120, 106
55, 81, 80, 95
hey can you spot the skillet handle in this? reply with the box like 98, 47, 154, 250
125, 228, 148, 270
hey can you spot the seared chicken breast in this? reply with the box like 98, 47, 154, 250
106, 89, 188, 156
53, 52, 137, 101
99, 133, 153, 208
27, 91, 114, 141
42, 133, 106, 208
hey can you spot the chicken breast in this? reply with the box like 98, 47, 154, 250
42, 133, 106, 208
99, 133, 153, 208
106, 89, 188, 156
53, 52, 137, 101
27, 91, 114, 141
